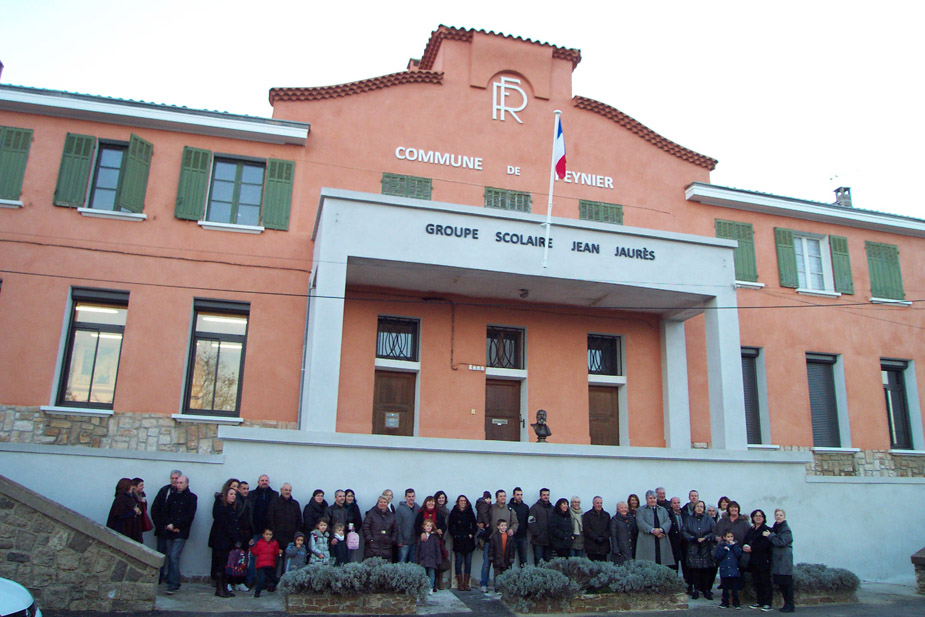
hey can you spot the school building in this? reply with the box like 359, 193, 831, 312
0, 26, 922, 583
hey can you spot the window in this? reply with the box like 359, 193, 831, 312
174, 147, 294, 230
53, 133, 153, 212
774, 228, 853, 294
882, 359, 913, 450
381, 173, 432, 200
715, 219, 757, 282
486, 327, 523, 369
0, 125, 33, 202
484, 187, 531, 213
865, 241, 904, 301
185, 300, 249, 416
579, 200, 623, 225
587, 334, 622, 376
806, 353, 841, 447
376, 317, 419, 361
57, 288, 129, 409
741, 347, 762, 444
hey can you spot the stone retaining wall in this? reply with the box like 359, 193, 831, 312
0, 405, 295, 455
285, 592, 417, 614
0, 474, 163, 611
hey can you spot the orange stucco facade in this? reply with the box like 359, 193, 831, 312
1, 26, 922, 452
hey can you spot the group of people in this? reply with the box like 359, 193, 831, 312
106, 474, 794, 611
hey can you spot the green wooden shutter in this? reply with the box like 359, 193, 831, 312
774, 227, 798, 288
0, 126, 34, 200
114, 134, 153, 213
174, 146, 211, 220
53, 133, 96, 207
829, 235, 853, 294
579, 200, 623, 225
381, 172, 432, 200
715, 219, 757, 282
865, 241, 904, 300
262, 158, 294, 230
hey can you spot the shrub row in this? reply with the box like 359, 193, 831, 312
278, 557, 430, 601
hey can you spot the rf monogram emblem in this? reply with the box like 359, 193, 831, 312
492, 76, 527, 124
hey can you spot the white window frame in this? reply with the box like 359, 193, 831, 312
794, 232, 839, 297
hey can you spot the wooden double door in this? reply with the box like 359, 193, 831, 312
372, 370, 415, 436
588, 386, 619, 445
485, 379, 521, 441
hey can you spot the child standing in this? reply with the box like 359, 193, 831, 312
285, 532, 308, 572
331, 523, 349, 566
309, 520, 331, 565
250, 528, 281, 598
489, 520, 515, 581
416, 519, 443, 594
714, 530, 743, 608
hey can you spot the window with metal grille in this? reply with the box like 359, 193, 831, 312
741, 347, 762, 444
376, 317, 419, 362
882, 359, 912, 450
579, 200, 623, 225
587, 335, 622, 375
381, 173, 432, 200
806, 353, 841, 447
484, 187, 531, 213
486, 327, 524, 369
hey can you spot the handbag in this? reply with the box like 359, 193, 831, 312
739, 550, 751, 570
225, 548, 248, 577
141, 512, 154, 533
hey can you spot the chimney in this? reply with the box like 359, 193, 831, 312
834, 187, 852, 208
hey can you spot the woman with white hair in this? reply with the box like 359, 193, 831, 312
763, 508, 794, 613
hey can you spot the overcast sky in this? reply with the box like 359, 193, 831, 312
2, 0, 923, 219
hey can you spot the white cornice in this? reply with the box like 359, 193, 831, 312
0, 87, 309, 146
686, 183, 925, 238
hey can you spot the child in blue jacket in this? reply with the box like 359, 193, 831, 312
714, 530, 743, 608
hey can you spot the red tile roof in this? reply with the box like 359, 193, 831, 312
573, 96, 718, 170
419, 25, 582, 71
269, 70, 443, 104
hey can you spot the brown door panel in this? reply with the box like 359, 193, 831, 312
373, 371, 416, 436
485, 379, 520, 441
589, 385, 618, 445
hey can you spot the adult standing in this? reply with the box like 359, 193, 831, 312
609, 501, 636, 564
667, 497, 684, 573
395, 488, 420, 563
245, 475, 276, 586
549, 498, 573, 559
211, 487, 240, 597
681, 501, 715, 600
509, 487, 530, 567
655, 487, 670, 512
151, 469, 181, 583
764, 508, 794, 613
528, 488, 553, 564
344, 489, 364, 561
715, 501, 750, 545
131, 478, 151, 542
209, 478, 238, 593
302, 489, 328, 536
448, 495, 477, 591
635, 490, 674, 567
479, 489, 517, 593
106, 478, 141, 541
434, 491, 452, 589
682, 489, 699, 520
234, 480, 254, 592
267, 483, 301, 576
362, 495, 398, 559
569, 497, 585, 557
582, 496, 611, 562
163, 475, 197, 594
743, 509, 773, 610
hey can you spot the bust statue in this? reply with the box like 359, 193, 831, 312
531, 409, 552, 443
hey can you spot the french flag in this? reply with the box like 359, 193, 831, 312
553, 115, 566, 179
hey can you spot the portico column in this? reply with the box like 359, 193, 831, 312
660, 319, 691, 449
703, 292, 747, 450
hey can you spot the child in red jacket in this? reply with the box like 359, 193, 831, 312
250, 528, 281, 598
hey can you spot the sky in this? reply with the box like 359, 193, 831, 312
2, 0, 923, 220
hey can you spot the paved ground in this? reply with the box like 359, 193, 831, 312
44, 581, 925, 617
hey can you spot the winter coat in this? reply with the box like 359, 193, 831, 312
266, 496, 302, 549
235, 493, 254, 540
667, 509, 684, 564
635, 505, 674, 566
582, 508, 611, 557
484, 503, 518, 540
549, 508, 574, 555
570, 508, 584, 551
609, 511, 636, 564
285, 541, 307, 571
106, 492, 139, 540
714, 541, 743, 578
246, 486, 279, 536
309, 529, 331, 565
302, 498, 329, 536
210, 501, 241, 553
414, 507, 448, 536
528, 499, 554, 546
395, 501, 420, 546
510, 500, 530, 539
448, 505, 478, 554
681, 513, 716, 569
767, 520, 793, 576
325, 502, 362, 533
744, 524, 773, 570
250, 537, 279, 569
476, 496, 492, 528
416, 532, 443, 569
490, 532, 516, 569
362, 506, 398, 559
164, 488, 197, 540
150, 484, 172, 537
715, 513, 750, 545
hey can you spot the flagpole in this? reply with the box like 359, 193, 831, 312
542, 109, 561, 269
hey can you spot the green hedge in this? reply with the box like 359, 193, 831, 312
278, 557, 430, 601
794, 563, 860, 594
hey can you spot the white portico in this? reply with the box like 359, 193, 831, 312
300, 188, 747, 449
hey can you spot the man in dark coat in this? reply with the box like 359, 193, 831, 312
509, 487, 531, 567
528, 488, 553, 564
362, 495, 398, 559
151, 469, 181, 584
266, 482, 301, 575
246, 474, 278, 538
581, 496, 611, 561
164, 475, 197, 594
666, 497, 684, 573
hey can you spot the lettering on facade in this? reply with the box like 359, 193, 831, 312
395, 147, 483, 170
492, 76, 527, 124
557, 170, 614, 189
614, 246, 656, 260
571, 241, 600, 254
495, 231, 552, 248
425, 223, 479, 239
